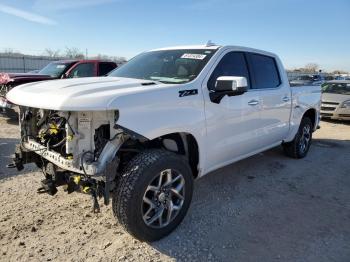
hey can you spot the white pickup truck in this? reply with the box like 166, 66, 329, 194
7, 44, 321, 241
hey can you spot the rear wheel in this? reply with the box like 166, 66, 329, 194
283, 117, 313, 159
112, 149, 193, 241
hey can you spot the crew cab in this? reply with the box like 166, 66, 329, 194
6, 44, 321, 241
0, 60, 117, 114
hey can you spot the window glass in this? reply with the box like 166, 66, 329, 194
39, 62, 75, 77
247, 53, 281, 89
68, 63, 94, 78
99, 62, 116, 76
207, 52, 250, 90
109, 49, 217, 84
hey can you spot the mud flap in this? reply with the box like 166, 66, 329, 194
103, 157, 120, 206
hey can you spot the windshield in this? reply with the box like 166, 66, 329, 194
39, 62, 75, 77
108, 49, 217, 84
321, 83, 350, 95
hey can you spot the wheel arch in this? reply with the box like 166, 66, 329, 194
302, 108, 317, 130
149, 132, 200, 178
284, 106, 319, 143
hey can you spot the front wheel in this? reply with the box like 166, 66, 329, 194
112, 149, 193, 241
283, 117, 313, 159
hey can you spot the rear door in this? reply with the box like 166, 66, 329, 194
246, 53, 291, 147
66, 62, 97, 78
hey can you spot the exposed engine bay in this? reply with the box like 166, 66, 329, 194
9, 106, 192, 213
11, 107, 127, 212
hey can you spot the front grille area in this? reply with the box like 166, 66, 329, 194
321, 101, 339, 105
321, 101, 339, 112
339, 114, 350, 118
320, 113, 333, 117
321, 106, 336, 111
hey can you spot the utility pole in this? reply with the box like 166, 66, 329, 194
85, 48, 88, 59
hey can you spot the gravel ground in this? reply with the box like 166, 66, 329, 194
0, 114, 349, 262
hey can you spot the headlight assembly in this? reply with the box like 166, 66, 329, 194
340, 100, 350, 108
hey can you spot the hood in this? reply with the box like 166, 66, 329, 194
6, 77, 167, 111
0, 72, 53, 85
322, 92, 350, 103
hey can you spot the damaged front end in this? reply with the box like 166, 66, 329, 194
8, 107, 129, 212
0, 74, 14, 113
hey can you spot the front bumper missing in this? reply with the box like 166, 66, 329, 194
22, 140, 84, 174
21, 137, 123, 180
9, 140, 120, 212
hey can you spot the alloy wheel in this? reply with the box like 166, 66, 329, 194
141, 169, 185, 228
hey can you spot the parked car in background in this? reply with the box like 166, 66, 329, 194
7, 44, 321, 241
0, 60, 117, 114
289, 74, 314, 86
290, 74, 326, 86
320, 80, 350, 120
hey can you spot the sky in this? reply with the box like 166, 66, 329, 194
0, 0, 349, 71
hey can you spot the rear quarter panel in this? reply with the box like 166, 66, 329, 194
284, 85, 321, 142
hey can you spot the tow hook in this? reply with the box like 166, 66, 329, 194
37, 178, 58, 196
37, 163, 65, 196
6, 163, 19, 169
7, 144, 38, 171
6, 153, 24, 171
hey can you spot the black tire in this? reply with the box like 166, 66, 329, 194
283, 117, 313, 159
112, 149, 193, 241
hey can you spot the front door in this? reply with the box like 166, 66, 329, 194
203, 51, 262, 172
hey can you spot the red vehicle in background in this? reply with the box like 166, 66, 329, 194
0, 59, 117, 115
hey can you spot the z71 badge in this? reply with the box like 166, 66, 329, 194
179, 89, 198, 97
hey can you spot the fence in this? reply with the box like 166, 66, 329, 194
0, 54, 62, 73
0, 54, 345, 80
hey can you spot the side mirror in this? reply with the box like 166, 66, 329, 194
215, 76, 248, 94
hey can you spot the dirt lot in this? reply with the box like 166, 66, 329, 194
0, 114, 349, 262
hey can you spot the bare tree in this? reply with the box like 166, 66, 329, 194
64, 47, 84, 59
3, 48, 14, 54
113, 56, 127, 65
332, 70, 347, 75
93, 54, 109, 60
304, 63, 319, 73
44, 48, 60, 57
92, 54, 127, 65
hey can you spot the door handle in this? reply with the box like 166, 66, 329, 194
282, 96, 290, 102
248, 99, 259, 106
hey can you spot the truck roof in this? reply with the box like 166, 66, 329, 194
151, 44, 278, 58
151, 45, 222, 51
51, 59, 116, 64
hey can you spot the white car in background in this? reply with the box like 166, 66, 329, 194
7, 44, 321, 241
321, 80, 350, 120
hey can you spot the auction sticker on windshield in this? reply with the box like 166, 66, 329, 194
181, 54, 207, 60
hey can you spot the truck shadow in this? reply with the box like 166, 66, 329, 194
1, 112, 19, 125
0, 138, 37, 180
151, 138, 350, 261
